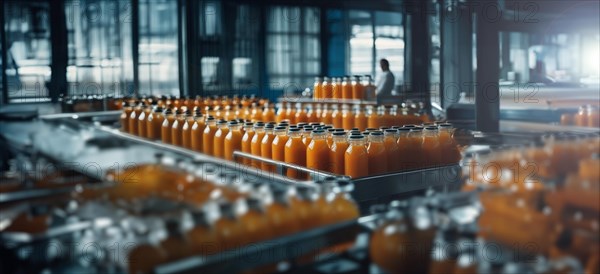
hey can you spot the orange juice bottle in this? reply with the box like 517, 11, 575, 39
213, 201, 244, 250
295, 103, 308, 123
271, 126, 289, 164
262, 103, 276, 122
306, 103, 318, 123
588, 105, 599, 127
213, 119, 229, 159
367, 132, 388, 175
240, 122, 255, 165
384, 129, 401, 172
224, 121, 243, 161
275, 103, 287, 122
187, 209, 222, 256
307, 130, 330, 173
322, 77, 333, 99
331, 104, 343, 128
129, 102, 142, 135
422, 126, 441, 167
403, 127, 425, 169
382, 105, 394, 127
341, 76, 352, 99
313, 77, 323, 100
161, 108, 175, 144
321, 104, 333, 125
319, 178, 359, 224
250, 122, 266, 169
170, 109, 185, 146
575, 105, 588, 126
260, 124, 276, 171
351, 75, 364, 100
325, 128, 335, 147
190, 109, 206, 152
146, 106, 164, 140
363, 75, 376, 101
160, 219, 192, 261
438, 123, 461, 165
182, 110, 195, 149
329, 132, 349, 174
266, 188, 301, 237
121, 101, 132, 132
238, 197, 273, 244
345, 135, 369, 178
341, 104, 353, 130
354, 105, 368, 131
137, 104, 148, 138
249, 102, 263, 122
332, 77, 342, 99
290, 185, 321, 230
302, 126, 314, 145
367, 106, 381, 129
285, 103, 296, 124
202, 116, 217, 155
285, 128, 307, 179
128, 241, 167, 274
314, 103, 323, 121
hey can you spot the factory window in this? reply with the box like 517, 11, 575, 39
65, 0, 134, 97
3, 1, 52, 102
267, 6, 321, 94
349, 11, 404, 90
138, 0, 179, 96
232, 5, 260, 95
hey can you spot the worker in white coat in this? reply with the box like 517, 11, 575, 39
375, 59, 395, 100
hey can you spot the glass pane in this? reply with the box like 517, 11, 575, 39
349, 11, 373, 77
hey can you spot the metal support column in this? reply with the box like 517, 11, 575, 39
408, 0, 431, 109
131, 0, 139, 96
320, 7, 329, 77
1, 1, 8, 105
49, 0, 68, 103
475, 3, 500, 132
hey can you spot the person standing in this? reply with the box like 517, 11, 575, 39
375, 59, 395, 99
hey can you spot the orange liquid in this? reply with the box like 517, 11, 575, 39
272, 134, 290, 162
266, 202, 301, 237
295, 109, 308, 123
241, 129, 255, 165
352, 82, 364, 100
250, 131, 266, 169
161, 115, 175, 144
367, 111, 380, 129
238, 209, 273, 244
439, 130, 461, 165
289, 194, 320, 230
367, 141, 388, 175
314, 82, 322, 99
190, 119, 206, 152
213, 216, 244, 250
202, 123, 218, 156
345, 142, 369, 178
147, 112, 164, 140
260, 132, 276, 171
137, 111, 147, 138
355, 109, 368, 131
224, 128, 243, 161
213, 126, 230, 159
285, 136, 307, 179
128, 244, 167, 274
323, 82, 333, 99
182, 117, 194, 149
398, 133, 424, 170
121, 107, 132, 132
286, 108, 296, 124
276, 107, 287, 122
321, 107, 333, 125
263, 107, 276, 122
332, 81, 342, 99
307, 138, 330, 172
384, 136, 401, 172
422, 135, 441, 167
330, 141, 349, 174
160, 235, 192, 262
342, 109, 353, 130
171, 116, 185, 146
342, 81, 352, 99
332, 108, 343, 128
129, 109, 139, 135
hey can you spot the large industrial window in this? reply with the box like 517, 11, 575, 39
3, 1, 52, 102
65, 0, 133, 97
267, 6, 321, 94
348, 11, 404, 88
138, 0, 179, 96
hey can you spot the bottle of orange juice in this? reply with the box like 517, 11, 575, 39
383, 129, 401, 172
302, 126, 314, 145
285, 102, 296, 124
289, 185, 321, 230
320, 178, 360, 224
213, 119, 230, 159
213, 201, 244, 250
313, 77, 323, 100
260, 124, 276, 171
307, 130, 330, 174
237, 197, 273, 244
325, 128, 336, 147
161, 108, 175, 144
322, 77, 333, 99
295, 103, 308, 123
170, 109, 185, 146
137, 104, 148, 138
250, 122, 266, 169
329, 131, 348, 174
341, 104, 353, 130
266, 188, 301, 237
275, 103, 287, 123
240, 122, 255, 165
201, 116, 217, 155
438, 123, 461, 165
351, 75, 364, 100
364, 75, 376, 101
271, 126, 289, 165
249, 102, 263, 122
262, 103, 276, 123
574, 105, 588, 127
382, 105, 394, 127
146, 106, 164, 140
407, 127, 425, 169
186, 209, 222, 256
331, 104, 343, 128
160, 219, 192, 261
331, 77, 341, 99
367, 131, 388, 175
422, 126, 441, 167
353, 105, 368, 131
121, 101, 133, 132
321, 104, 333, 125
224, 121, 243, 161
341, 76, 352, 100
181, 110, 195, 149
285, 128, 307, 179
129, 102, 142, 135
345, 135, 369, 178
190, 109, 206, 152
306, 103, 318, 123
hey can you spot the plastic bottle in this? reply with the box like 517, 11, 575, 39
285, 128, 307, 179
307, 130, 330, 173
224, 121, 243, 161
213, 119, 230, 159
367, 131, 388, 175
345, 135, 369, 178
202, 116, 217, 155
240, 122, 255, 165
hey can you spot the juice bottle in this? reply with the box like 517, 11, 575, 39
170, 109, 185, 146
223, 105, 233, 121
260, 124, 276, 171
331, 104, 343, 128
289, 185, 321, 230
249, 102, 263, 122
332, 77, 342, 99
294, 103, 308, 123
146, 106, 164, 140
574, 105, 588, 126
238, 197, 273, 244
262, 103, 276, 122
213, 119, 230, 159
322, 77, 333, 99
363, 75, 376, 101
224, 121, 243, 161
384, 129, 401, 172
275, 103, 287, 123
129, 102, 142, 135
422, 126, 441, 167
182, 110, 195, 149
213, 202, 244, 250
271, 126, 289, 164
325, 128, 336, 147
438, 123, 461, 165
341, 104, 353, 130
250, 122, 266, 169
365, 106, 376, 129
341, 76, 352, 99
382, 105, 394, 127
306, 104, 319, 123
160, 219, 192, 261
285, 128, 307, 179
186, 209, 222, 256
329, 132, 349, 174
315, 103, 323, 121
127, 240, 167, 274
190, 109, 206, 152
302, 126, 314, 145
137, 104, 148, 138
587, 105, 599, 127
240, 122, 255, 165
320, 179, 359, 224
313, 77, 323, 100
367, 131, 388, 175
307, 130, 330, 173
266, 188, 301, 237
351, 75, 364, 100
202, 116, 217, 155
321, 104, 333, 125
286, 103, 296, 124
560, 113, 574, 125
344, 135, 369, 178
121, 101, 132, 132
161, 108, 175, 144
353, 105, 368, 131
402, 127, 425, 169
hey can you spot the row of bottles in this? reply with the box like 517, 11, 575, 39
313, 75, 376, 101
560, 105, 600, 128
